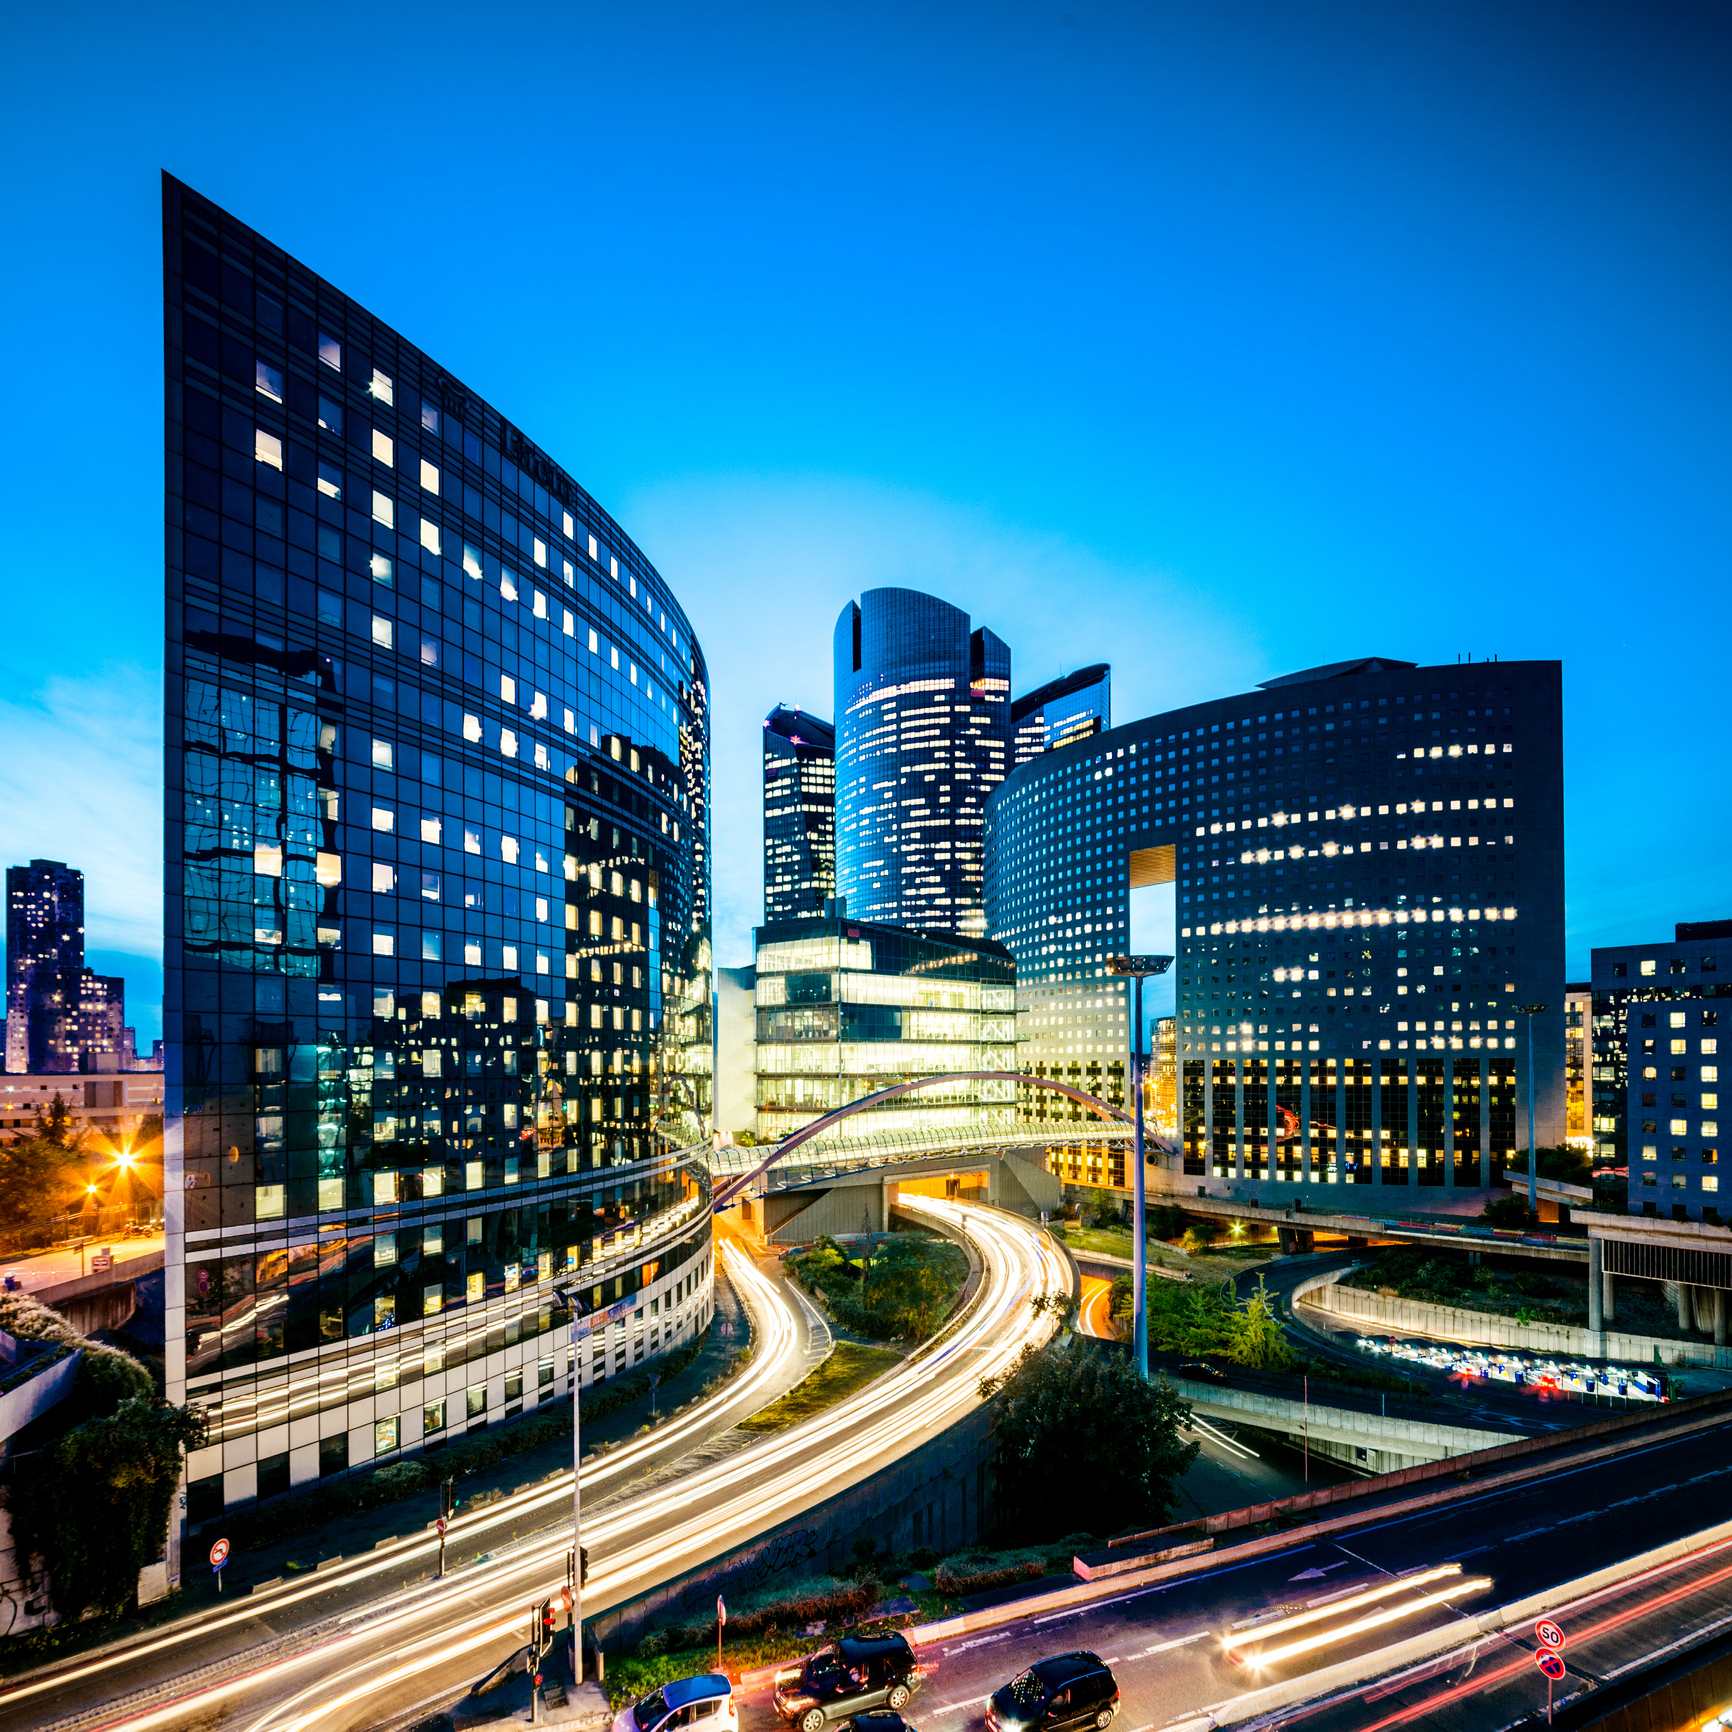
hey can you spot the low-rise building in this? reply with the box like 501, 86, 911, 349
0, 1074, 165, 1147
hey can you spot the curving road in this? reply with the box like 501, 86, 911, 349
5, 1201, 1067, 1732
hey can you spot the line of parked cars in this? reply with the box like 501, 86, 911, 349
618, 1633, 1121, 1732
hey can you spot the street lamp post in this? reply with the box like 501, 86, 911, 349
551, 1280, 592, 1677
1108, 954, 1174, 1380
1517, 1003, 1549, 1214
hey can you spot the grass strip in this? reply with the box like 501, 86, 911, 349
737, 1342, 902, 1433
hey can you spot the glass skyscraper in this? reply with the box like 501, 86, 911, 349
986, 656, 1564, 1199
832, 589, 1011, 938
162, 177, 714, 1567
762, 705, 835, 922
5, 859, 132, 1075
1011, 665, 1111, 767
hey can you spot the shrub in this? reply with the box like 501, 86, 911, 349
0, 1292, 153, 1424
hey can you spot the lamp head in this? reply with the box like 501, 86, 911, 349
1107, 954, 1174, 978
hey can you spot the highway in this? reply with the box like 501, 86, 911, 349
727, 1408, 1732, 1732
3, 1200, 1066, 1732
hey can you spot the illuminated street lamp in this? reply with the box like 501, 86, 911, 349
1107, 953, 1174, 1380
1516, 1003, 1549, 1214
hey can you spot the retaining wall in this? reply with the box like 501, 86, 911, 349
587, 1404, 996, 1652
1306, 1273, 1732, 1368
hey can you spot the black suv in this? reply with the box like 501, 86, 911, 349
773, 1635, 923, 1732
985, 1653, 1119, 1732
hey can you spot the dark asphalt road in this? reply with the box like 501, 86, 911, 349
735, 1412, 1732, 1732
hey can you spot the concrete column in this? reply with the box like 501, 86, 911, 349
1588, 1237, 1603, 1334
1603, 1267, 1615, 1325
1716, 1288, 1727, 1349
1668, 1280, 1692, 1332
1695, 1285, 1717, 1335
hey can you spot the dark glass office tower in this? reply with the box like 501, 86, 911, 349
162, 177, 714, 1565
833, 589, 1011, 938
986, 657, 1564, 1202
1589, 920, 1729, 1223
763, 705, 835, 922
1011, 665, 1110, 767
6, 860, 84, 1074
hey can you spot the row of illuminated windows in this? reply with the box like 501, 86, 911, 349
179, 265, 686, 653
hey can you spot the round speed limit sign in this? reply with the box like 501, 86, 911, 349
1535, 1619, 1566, 1652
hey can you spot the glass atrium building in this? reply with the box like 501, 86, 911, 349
832, 589, 1011, 938
762, 705, 835, 922
985, 656, 1564, 1200
752, 915, 1017, 1146
162, 177, 714, 1568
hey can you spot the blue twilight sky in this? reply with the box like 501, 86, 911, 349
2, 0, 1729, 1048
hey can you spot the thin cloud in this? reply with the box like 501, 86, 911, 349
0, 663, 162, 959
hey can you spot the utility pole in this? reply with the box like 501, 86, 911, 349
1108, 954, 1173, 1379
551, 1280, 593, 1676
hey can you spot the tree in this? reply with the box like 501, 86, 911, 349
979, 1339, 1198, 1539
0, 1135, 82, 1237
1085, 1188, 1123, 1229
1482, 1195, 1536, 1229
8, 1397, 204, 1619
1225, 1275, 1293, 1370
37, 1092, 83, 1152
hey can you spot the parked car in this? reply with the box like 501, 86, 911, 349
849, 1712, 922, 1732
984, 1652, 1119, 1732
614, 1673, 737, 1732
773, 1633, 923, 1732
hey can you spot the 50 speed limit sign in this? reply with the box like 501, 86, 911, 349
1535, 1619, 1566, 1652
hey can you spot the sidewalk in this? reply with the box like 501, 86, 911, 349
1, 1233, 164, 1296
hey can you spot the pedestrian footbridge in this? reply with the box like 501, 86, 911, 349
704, 1071, 1145, 1247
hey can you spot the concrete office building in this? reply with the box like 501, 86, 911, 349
1588, 920, 1729, 1222
161, 177, 715, 1567
1012, 665, 1111, 767
763, 706, 835, 923
985, 656, 1565, 1202
833, 589, 1012, 939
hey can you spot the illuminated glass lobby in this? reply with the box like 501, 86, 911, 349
162, 177, 714, 1547
984, 657, 1565, 1200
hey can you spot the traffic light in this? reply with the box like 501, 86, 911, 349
535, 1597, 556, 1654
580, 1545, 589, 1587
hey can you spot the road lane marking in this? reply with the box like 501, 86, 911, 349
942, 1633, 1012, 1655
930, 1695, 993, 1716
1130, 1631, 1212, 1657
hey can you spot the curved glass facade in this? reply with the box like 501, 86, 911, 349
832, 589, 1010, 936
162, 177, 713, 1549
985, 657, 1564, 1201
